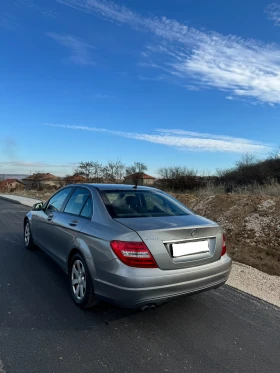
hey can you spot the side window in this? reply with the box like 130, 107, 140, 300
46, 188, 73, 212
64, 188, 90, 216
144, 193, 166, 212
108, 192, 140, 214
80, 196, 93, 219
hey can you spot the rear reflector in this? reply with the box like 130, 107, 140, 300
110, 241, 158, 268
221, 234, 227, 256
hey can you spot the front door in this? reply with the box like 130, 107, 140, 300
34, 187, 74, 253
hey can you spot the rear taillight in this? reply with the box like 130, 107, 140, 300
110, 241, 158, 268
221, 234, 226, 256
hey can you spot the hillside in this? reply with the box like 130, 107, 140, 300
174, 194, 280, 276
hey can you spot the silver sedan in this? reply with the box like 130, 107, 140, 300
24, 184, 232, 309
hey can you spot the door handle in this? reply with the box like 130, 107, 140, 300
69, 220, 79, 227
47, 214, 54, 221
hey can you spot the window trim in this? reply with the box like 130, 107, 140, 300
79, 195, 93, 220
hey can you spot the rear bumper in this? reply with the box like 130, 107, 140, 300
90, 254, 232, 308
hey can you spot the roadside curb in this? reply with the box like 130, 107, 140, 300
0, 195, 42, 208
0, 196, 22, 205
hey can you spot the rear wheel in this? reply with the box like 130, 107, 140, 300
24, 220, 35, 250
69, 253, 99, 309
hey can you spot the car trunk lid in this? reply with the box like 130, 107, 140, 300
115, 215, 223, 270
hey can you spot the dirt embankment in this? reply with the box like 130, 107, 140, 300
174, 194, 280, 276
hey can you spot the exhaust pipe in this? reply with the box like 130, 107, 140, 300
141, 304, 156, 311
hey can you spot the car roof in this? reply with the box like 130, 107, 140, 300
64, 183, 158, 191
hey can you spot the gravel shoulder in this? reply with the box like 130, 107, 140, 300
228, 262, 280, 308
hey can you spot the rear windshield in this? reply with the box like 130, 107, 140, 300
98, 190, 191, 218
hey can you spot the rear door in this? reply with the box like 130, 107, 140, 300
48, 187, 93, 267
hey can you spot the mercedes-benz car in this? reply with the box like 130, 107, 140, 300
24, 184, 232, 309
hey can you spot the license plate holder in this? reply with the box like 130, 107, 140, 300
172, 240, 209, 257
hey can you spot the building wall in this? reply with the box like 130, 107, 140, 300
143, 179, 155, 185
23, 179, 61, 190
124, 178, 155, 186
3, 181, 25, 192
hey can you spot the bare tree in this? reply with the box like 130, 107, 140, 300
75, 161, 94, 180
30, 171, 44, 190
75, 160, 126, 183
126, 162, 147, 176
114, 160, 126, 182
269, 147, 280, 160
157, 166, 199, 191
125, 162, 148, 186
106, 160, 126, 182
236, 153, 257, 168
91, 161, 103, 182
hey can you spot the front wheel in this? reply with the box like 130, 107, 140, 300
69, 253, 100, 309
24, 221, 35, 250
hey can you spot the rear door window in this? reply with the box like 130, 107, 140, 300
64, 188, 91, 216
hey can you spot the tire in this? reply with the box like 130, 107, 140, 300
69, 253, 100, 309
24, 220, 35, 250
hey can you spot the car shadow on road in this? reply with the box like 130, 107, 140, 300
32, 244, 209, 327
2, 237, 206, 330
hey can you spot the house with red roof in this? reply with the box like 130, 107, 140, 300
64, 173, 88, 184
0, 178, 25, 192
124, 172, 156, 186
22, 173, 61, 190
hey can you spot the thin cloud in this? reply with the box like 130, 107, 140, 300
19, 0, 57, 18
156, 129, 255, 144
92, 93, 115, 99
0, 161, 79, 168
57, 0, 280, 104
266, 3, 280, 25
1, 138, 18, 160
44, 123, 271, 154
47, 32, 95, 65
0, 13, 19, 30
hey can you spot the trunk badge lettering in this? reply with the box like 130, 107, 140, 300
144, 237, 159, 240
191, 229, 197, 238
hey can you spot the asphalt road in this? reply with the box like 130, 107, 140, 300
0, 199, 279, 373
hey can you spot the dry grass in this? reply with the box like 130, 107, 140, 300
5, 189, 53, 201
234, 180, 280, 196
195, 180, 280, 197
195, 182, 226, 197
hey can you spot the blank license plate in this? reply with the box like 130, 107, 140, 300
172, 240, 209, 257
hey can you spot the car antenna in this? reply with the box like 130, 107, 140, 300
133, 173, 139, 189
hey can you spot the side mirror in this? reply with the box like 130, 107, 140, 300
32, 202, 43, 211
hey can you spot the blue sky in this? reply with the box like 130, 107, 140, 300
1, 0, 280, 176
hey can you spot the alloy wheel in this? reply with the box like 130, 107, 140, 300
71, 260, 86, 300
24, 223, 30, 247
